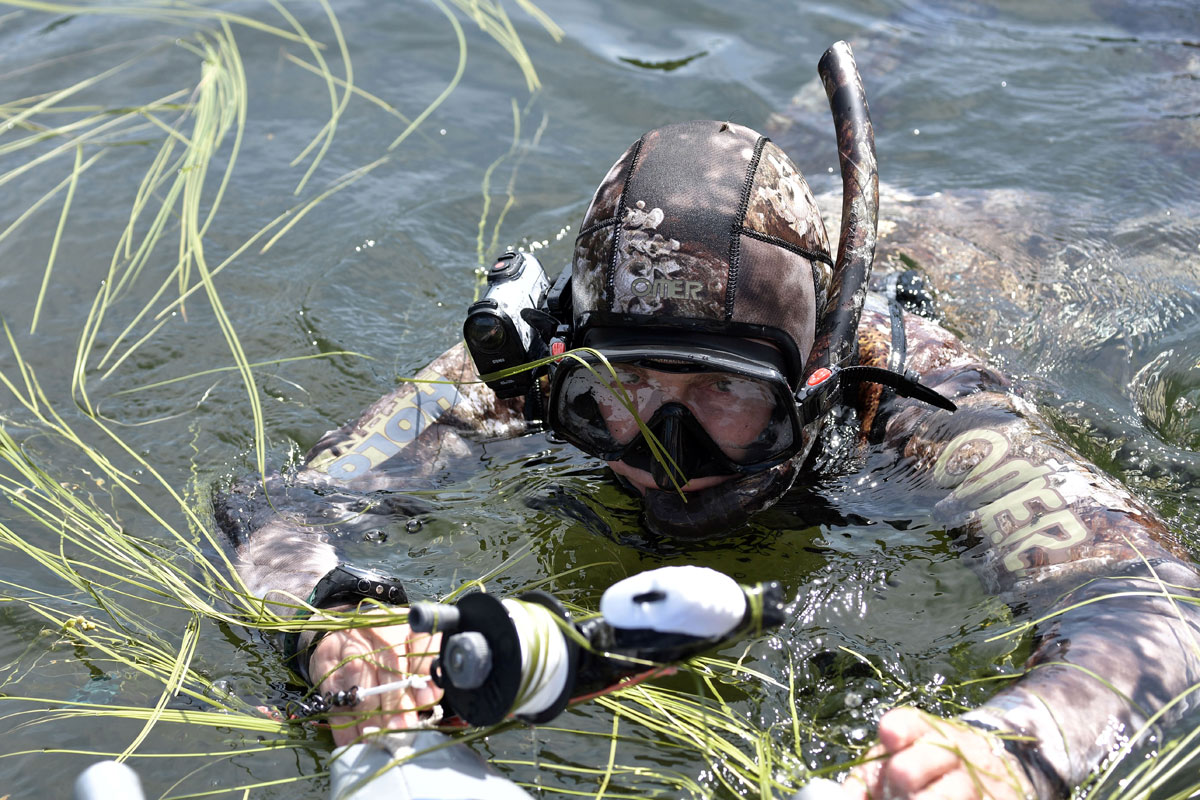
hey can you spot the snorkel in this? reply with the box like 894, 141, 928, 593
804, 41, 880, 402
798, 45, 951, 428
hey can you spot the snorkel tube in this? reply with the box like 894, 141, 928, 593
808, 41, 879, 382
799, 47, 953, 420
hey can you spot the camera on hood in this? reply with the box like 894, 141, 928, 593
463, 251, 556, 399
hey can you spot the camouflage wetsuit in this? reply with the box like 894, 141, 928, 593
216, 261, 1200, 796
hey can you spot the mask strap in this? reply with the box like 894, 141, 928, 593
840, 365, 957, 411
795, 364, 957, 424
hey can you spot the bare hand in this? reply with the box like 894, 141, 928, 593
839, 707, 1033, 799
308, 613, 442, 746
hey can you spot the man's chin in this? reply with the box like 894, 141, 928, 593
640, 482, 754, 540
606, 457, 801, 541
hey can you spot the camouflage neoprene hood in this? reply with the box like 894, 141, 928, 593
570, 120, 835, 387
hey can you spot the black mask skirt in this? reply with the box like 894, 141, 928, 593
548, 337, 804, 490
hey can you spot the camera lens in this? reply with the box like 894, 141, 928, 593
465, 313, 507, 353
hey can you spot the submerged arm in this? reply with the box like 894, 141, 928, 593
225, 341, 528, 607
300, 343, 529, 491
218, 343, 529, 712
859, 309, 1200, 796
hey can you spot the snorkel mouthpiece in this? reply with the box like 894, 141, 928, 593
649, 404, 688, 491
621, 401, 774, 491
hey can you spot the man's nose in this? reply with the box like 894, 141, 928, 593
633, 381, 687, 422
632, 387, 666, 422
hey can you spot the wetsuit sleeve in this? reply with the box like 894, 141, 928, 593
302, 342, 529, 489
225, 341, 530, 615
873, 310, 1200, 797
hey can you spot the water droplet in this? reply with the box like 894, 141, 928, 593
363, 528, 388, 542
1000, 80, 1007, 88
913, 128, 920, 136
406, 518, 423, 533
439, 128, 446, 135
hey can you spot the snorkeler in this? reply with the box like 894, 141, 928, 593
217, 43, 1200, 799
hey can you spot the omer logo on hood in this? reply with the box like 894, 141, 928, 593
630, 276, 703, 300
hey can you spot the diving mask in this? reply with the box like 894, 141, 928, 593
548, 333, 806, 489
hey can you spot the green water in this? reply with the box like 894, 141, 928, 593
0, 0, 1198, 797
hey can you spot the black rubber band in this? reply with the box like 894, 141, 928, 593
607, 136, 644, 307
737, 227, 834, 267
962, 719, 1071, 799
725, 135, 767, 320
282, 620, 326, 686
575, 216, 619, 240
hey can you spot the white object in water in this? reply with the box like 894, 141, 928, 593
600, 565, 745, 638
74, 761, 145, 800
330, 731, 534, 800
788, 777, 844, 799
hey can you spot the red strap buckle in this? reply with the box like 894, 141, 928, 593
806, 367, 833, 387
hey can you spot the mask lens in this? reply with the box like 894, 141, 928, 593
552, 362, 640, 456
551, 357, 795, 468
689, 372, 790, 458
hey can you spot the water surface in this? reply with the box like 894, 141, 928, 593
0, 0, 1197, 796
